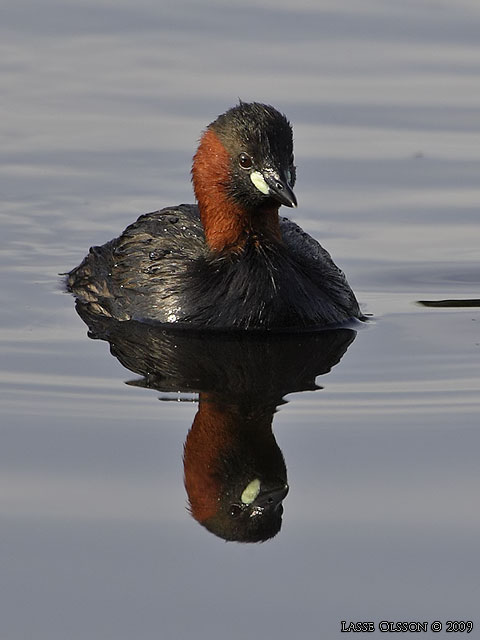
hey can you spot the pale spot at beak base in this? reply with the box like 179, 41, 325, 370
250, 171, 270, 195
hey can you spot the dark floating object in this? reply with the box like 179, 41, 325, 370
417, 299, 480, 308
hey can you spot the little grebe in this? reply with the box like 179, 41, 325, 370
67, 101, 361, 329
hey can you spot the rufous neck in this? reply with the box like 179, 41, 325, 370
192, 128, 281, 252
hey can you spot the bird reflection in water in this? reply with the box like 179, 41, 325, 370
74, 304, 357, 542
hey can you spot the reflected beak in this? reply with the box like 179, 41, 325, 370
264, 169, 297, 208
254, 483, 289, 508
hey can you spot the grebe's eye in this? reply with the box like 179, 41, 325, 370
239, 153, 253, 170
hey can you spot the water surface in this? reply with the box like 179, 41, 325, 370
1, 1, 479, 638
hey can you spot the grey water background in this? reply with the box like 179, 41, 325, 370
1, 0, 479, 638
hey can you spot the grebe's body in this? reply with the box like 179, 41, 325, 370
68, 102, 361, 330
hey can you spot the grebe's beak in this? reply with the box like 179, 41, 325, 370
263, 169, 297, 208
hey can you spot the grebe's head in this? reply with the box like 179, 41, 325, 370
212, 101, 297, 208
193, 102, 297, 211
192, 102, 297, 251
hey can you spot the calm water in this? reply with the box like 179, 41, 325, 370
1, 0, 479, 638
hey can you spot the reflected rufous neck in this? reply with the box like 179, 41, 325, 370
183, 393, 275, 523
